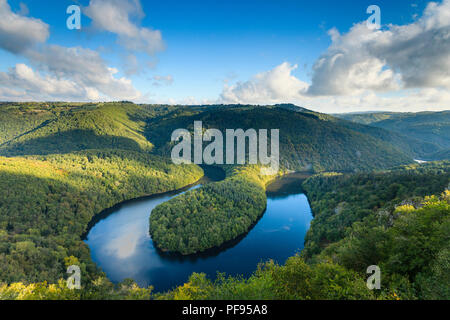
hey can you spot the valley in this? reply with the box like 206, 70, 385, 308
0, 102, 448, 300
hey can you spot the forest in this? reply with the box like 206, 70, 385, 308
1, 161, 448, 300
150, 165, 274, 254
157, 161, 450, 300
335, 110, 450, 160
0, 102, 448, 300
145, 105, 415, 172
0, 150, 203, 284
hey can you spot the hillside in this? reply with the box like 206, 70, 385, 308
334, 111, 450, 159
0, 103, 154, 156
146, 105, 414, 173
0, 150, 203, 284
0, 103, 416, 171
428, 148, 450, 161
0, 102, 429, 280
0, 102, 448, 300
154, 161, 449, 300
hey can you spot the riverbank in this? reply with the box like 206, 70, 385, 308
85, 171, 314, 291
150, 166, 312, 255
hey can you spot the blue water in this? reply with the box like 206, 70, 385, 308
85, 175, 313, 292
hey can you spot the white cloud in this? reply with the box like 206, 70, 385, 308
217, 61, 450, 113
218, 1, 450, 113
307, 0, 450, 95
0, 0, 141, 102
25, 45, 141, 101
0, 0, 49, 54
85, 0, 165, 57
0, 63, 100, 101
220, 62, 308, 104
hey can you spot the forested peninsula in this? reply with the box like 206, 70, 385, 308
150, 166, 277, 255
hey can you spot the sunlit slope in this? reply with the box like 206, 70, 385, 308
0, 103, 153, 156
0, 103, 57, 145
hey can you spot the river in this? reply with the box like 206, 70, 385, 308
85, 171, 313, 292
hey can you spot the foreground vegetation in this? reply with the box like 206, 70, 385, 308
302, 161, 450, 258
1, 161, 448, 300
154, 161, 449, 300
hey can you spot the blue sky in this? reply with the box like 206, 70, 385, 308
0, 0, 448, 113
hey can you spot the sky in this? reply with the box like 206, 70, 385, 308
0, 0, 449, 113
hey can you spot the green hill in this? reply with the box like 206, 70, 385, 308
334, 111, 450, 159
0, 150, 203, 284
147, 105, 422, 255
0, 103, 154, 156
427, 148, 450, 161
0, 102, 448, 299
146, 105, 414, 172
0, 103, 415, 171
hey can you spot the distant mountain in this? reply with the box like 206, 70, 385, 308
334, 111, 450, 160
427, 148, 450, 161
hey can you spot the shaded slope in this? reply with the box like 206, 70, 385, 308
334, 111, 450, 158
146, 106, 413, 172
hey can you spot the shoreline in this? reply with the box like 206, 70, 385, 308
81, 165, 225, 240
153, 170, 313, 256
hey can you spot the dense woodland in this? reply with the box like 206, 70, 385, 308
302, 161, 450, 258
335, 111, 450, 160
0, 102, 448, 300
1, 161, 448, 300
146, 105, 415, 172
150, 166, 273, 254
0, 150, 203, 284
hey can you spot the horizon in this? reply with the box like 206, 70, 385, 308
0, 0, 449, 113
1, 101, 448, 115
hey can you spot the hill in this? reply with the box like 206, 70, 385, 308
0, 103, 154, 156
334, 111, 450, 159
146, 105, 414, 173
0, 102, 448, 299
0, 103, 416, 172
0, 150, 203, 284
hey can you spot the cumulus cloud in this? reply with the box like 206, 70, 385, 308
0, 63, 100, 101
0, 0, 49, 54
84, 0, 165, 57
25, 45, 141, 100
220, 62, 308, 104
0, 0, 141, 101
217, 1, 450, 112
307, 0, 450, 95
217, 61, 450, 113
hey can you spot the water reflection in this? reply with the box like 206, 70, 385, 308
85, 173, 313, 292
